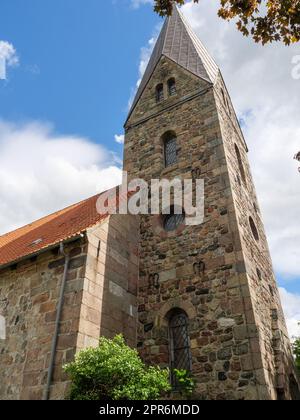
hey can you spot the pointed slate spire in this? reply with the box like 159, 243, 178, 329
128, 6, 219, 119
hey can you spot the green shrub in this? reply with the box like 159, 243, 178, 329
293, 337, 300, 374
173, 369, 196, 398
64, 334, 171, 400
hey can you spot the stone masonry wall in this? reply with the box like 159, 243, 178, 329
123, 55, 295, 400
213, 74, 299, 399
79, 214, 139, 350
0, 213, 139, 400
0, 237, 87, 400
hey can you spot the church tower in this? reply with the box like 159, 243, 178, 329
124, 7, 299, 400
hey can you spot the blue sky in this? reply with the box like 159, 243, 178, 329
0, 0, 299, 335
0, 0, 160, 154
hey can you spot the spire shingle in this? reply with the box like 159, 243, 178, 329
128, 6, 219, 119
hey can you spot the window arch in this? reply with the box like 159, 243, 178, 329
163, 131, 177, 167
167, 78, 176, 96
168, 309, 192, 388
234, 144, 247, 185
156, 83, 164, 102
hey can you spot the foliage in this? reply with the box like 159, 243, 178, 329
153, 0, 300, 45
295, 152, 300, 172
293, 337, 300, 373
173, 369, 196, 398
64, 334, 171, 400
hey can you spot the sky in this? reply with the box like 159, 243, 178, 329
0, 0, 299, 337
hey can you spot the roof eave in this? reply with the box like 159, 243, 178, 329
0, 233, 86, 272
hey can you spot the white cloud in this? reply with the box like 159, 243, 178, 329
131, 0, 153, 9
279, 288, 300, 339
0, 41, 19, 79
137, 36, 157, 87
0, 41, 19, 66
114, 134, 125, 144
0, 120, 122, 234
128, 28, 161, 110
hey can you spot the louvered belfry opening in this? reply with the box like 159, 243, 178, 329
168, 310, 192, 389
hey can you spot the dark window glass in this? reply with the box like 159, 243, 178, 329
168, 78, 176, 96
169, 311, 192, 388
249, 216, 259, 241
164, 135, 177, 167
256, 268, 262, 280
221, 88, 226, 104
164, 212, 185, 232
234, 144, 247, 184
156, 84, 164, 102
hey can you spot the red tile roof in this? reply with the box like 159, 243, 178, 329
0, 193, 109, 268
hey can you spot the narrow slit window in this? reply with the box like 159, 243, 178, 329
168, 78, 176, 96
249, 216, 259, 242
234, 144, 247, 184
156, 83, 164, 102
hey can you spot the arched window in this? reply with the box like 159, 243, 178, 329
168, 309, 192, 388
163, 131, 177, 167
167, 78, 176, 96
156, 83, 164, 102
234, 144, 247, 185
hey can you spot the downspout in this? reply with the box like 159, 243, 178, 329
43, 242, 70, 400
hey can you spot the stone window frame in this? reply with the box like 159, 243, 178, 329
162, 130, 178, 168
167, 308, 192, 387
152, 300, 196, 389
156, 83, 164, 103
162, 205, 185, 232
221, 88, 226, 105
249, 216, 260, 242
167, 77, 176, 96
150, 211, 186, 241
234, 143, 247, 185
156, 299, 197, 328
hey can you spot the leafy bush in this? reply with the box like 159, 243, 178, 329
173, 369, 196, 398
64, 335, 171, 400
293, 337, 300, 374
